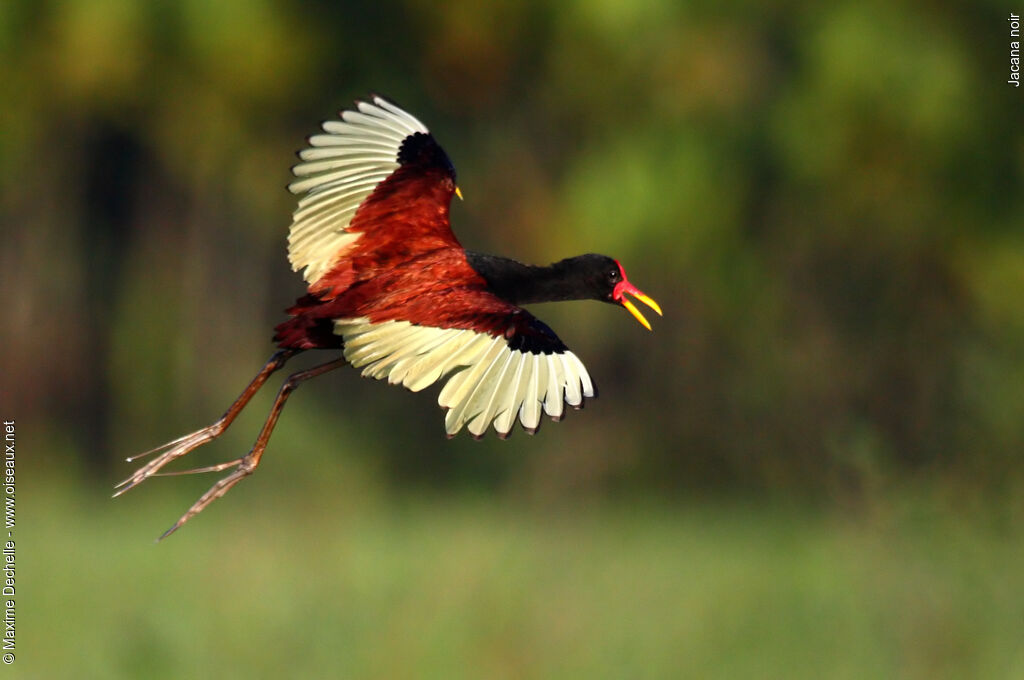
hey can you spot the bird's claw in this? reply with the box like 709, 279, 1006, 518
156, 458, 255, 541
114, 421, 225, 497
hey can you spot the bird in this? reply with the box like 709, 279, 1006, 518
115, 95, 662, 539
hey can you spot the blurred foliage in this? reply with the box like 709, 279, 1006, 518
20, 475, 1024, 679
3, 0, 1020, 496
2, 0, 1024, 675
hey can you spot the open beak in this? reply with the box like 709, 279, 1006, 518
455, 186, 464, 201
612, 279, 663, 331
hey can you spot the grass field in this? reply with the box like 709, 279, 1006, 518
17, 469, 1024, 679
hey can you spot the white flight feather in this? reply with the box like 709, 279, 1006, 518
287, 97, 429, 285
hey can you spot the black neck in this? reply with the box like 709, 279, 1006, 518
465, 252, 586, 305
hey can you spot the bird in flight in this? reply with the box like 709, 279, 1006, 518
116, 95, 662, 539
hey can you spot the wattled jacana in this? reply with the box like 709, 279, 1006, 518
116, 95, 662, 538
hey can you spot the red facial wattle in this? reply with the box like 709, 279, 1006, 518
611, 261, 663, 331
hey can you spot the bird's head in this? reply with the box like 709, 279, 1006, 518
559, 254, 663, 330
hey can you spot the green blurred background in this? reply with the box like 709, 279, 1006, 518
2, 0, 1023, 677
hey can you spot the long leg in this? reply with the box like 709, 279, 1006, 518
157, 355, 347, 540
114, 349, 299, 497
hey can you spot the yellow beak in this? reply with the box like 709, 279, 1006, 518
619, 290, 663, 331
455, 186, 464, 201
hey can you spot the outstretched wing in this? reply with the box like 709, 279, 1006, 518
335, 309, 595, 439
288, 95, 448, 286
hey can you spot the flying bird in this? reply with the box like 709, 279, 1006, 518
116, 95, 662, 538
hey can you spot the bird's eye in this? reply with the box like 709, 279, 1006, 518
608, 269, 620, 281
